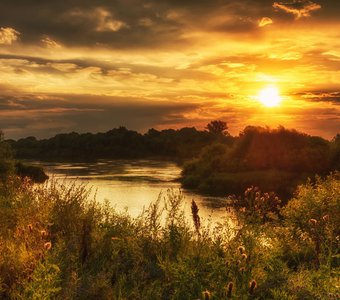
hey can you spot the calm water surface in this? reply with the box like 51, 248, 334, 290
36, 160, 229, 223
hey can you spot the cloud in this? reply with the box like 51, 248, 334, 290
295, 91, 340, 104
258, 17, 273, 27
273, 1, 321, 19
41, 36, 62, 48
67, 7, 128, 33
0, 93, 202, 139
0, 27, 20, 45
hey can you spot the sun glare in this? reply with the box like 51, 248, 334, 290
258, 86, 281, 107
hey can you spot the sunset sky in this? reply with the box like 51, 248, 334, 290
0, 0, 339, 139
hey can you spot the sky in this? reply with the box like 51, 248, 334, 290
0, 0, 339, 140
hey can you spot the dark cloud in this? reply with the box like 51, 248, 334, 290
0, 93, 201, 139
0, 0, 338, 49
0, 0, 276, 49
294, 91, 340, 104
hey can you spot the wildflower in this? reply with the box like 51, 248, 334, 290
44, 242, 52, 250
191, 200, 201, 234
245, 188, 252, 196
28, 224, 33, 232
249, 280, 257, 294
202, 290, 211, 300
238, 246, 245, 254
309, 218, 318, 226
40, 230, 47, 238
227, 282, 233, 298
322, 215, 329, 222
242, 253, 248, 260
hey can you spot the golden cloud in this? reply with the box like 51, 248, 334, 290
258, 17, 273, 27
0, 27, 20, 45
273, 1, 321, 19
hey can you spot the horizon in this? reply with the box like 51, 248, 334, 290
0, 0, 339, 139
6, 123, 337, 142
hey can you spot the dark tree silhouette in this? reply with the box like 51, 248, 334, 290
206, 120, 229, 136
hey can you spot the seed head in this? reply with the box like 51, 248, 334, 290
44, 242, 52, 250
322, 215, 329, 222
242, 253, 248, 260
227, 282, 233, 298
40, 230, 47, 238
238, 246, 245, 254
191, 200, 201, 234
28, 224, 33, 232
249, 280, 257, 294
309, 218, 318, 226
203, 290, 211, 300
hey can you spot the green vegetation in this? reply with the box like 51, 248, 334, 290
8, 125, 233, 162
0, 131, 15, 181
0, 170, 338, 299
15, 162, 49, 183
0, 131, 48, 183
0, 131, 339, 299
7, 122, 339, 199
182, 126, 339, 200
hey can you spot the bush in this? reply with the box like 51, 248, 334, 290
15, 162, 49, 183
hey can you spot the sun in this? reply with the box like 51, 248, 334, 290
258, 86, 282, 107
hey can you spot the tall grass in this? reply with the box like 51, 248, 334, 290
0, 173, 339, 299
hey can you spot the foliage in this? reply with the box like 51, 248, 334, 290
8, 126, 233, 162
15, 162, 49, 183
182, 126, 336, 199
0, 171, 338, 299
205, 120, 230, 136
0, 131, 14, 180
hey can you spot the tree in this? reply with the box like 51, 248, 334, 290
205, 120, 229, 136
0, 131, 14, 180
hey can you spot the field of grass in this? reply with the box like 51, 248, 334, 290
0, 173, 339, 299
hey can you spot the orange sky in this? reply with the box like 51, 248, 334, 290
0, 0, 339, 139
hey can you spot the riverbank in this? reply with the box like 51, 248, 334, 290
0, 173, 338, 299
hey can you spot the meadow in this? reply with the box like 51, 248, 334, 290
0, 172, 338, 299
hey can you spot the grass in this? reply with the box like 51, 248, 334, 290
0, 173, 339, 299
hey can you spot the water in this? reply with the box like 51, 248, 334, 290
34, 160, 230, 223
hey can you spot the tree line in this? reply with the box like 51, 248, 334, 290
3, 121, 340, 199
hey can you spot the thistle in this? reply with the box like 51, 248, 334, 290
322, 215, 329, 222
227, 282, 233, 298
191, 200, 201, 234
202, 290, 211, 300
249, 280, 257, 294
309, 218, 318, 226
44, 241, 52, 250
238, 246, 245, 254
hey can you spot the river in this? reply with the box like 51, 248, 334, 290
35, 159, 230, 224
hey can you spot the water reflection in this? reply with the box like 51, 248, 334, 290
34, 160, 229, 223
